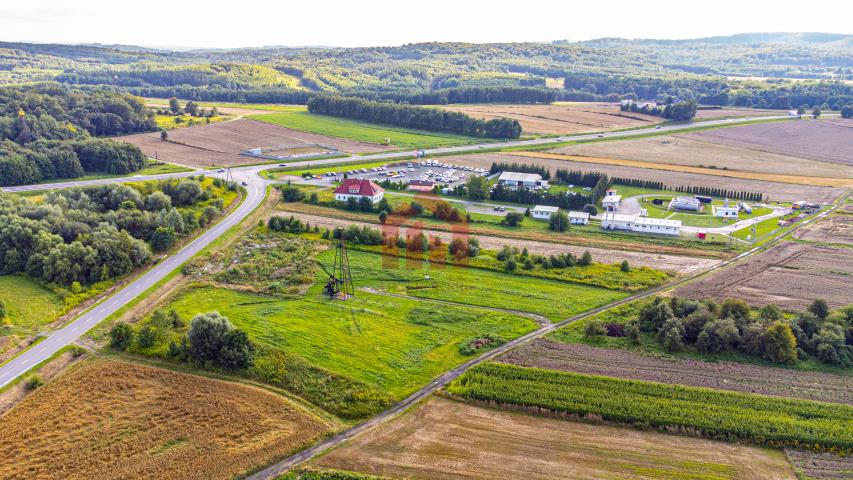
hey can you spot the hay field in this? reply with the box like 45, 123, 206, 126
438, 152, 844, 203
676, 241, 853, 309
440, 102, 663, 135
550, 135, 853, 179
690, 118, 853, 167
0, 359, 330, 480
510, 151, 853, 187
0, 274, 65, 336
316, 396, 795, 480
117, 118, 391, 167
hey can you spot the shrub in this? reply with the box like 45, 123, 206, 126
584, 319, 607, 338
720, 298, 750, 324
505, 258, 517, 272
24, 375, 44, 391
502, 211, 524, 227
659, 318, 686, 352
680, 308, 714, 343
187, 312, 254, 370
150, 226, 177, 252
605, 323, 625, 337
625, 321, 641, 344
548, 211, 569, 232
378, 211, 388, 224
448, 238, 467, 259
578, 251, 592, 266
620, 260, 630, 272
762, 322, 797, 364
0, 300, 5, 319
808, 299, 830, 320
638, 299, 674, 332
109, 323, 134, 351
459, 333, 506, 355
137, 325, 157, 349
696, 318, 740, 353
813, 324, 850, 366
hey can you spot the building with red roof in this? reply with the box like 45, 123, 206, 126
334, 178, 385, 204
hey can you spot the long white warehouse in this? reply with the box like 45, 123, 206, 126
601, 213, 682, 235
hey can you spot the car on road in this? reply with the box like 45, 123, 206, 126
597, 134, 605, 138
241, 181, 248, 186
655, 126, 662, 129
217, 168, 225, 173
278, 163, 287, 167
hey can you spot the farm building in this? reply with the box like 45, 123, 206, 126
669, 197, 701, 212
531, 205, 559, 220
334, 179, 385, 204
497, 172, 548, 190
601, 191, 621, 211
713, 205, 740, 219
601, 213, 681, 236
568, 211, 590, 225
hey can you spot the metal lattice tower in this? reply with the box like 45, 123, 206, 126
325, 229, 354, 300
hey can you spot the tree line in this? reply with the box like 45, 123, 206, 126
673, 185, 763, 202
307, 95, 522, 139
350, 86, 558, 105
490, 183, 592, 210
620, 100, 698, 121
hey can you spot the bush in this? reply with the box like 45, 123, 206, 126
0, 300, 5, 319
659, 318, 686, 352
24, 375, 44, 391
762, 322, 797, 364
696, 318, 740, 353
502, 211, 524, 227
578, 251, 592, 266
137, 325, 157, 349
605, 323, 626, 337
620, 260, 630, 272
584, 319, 607, 338
638, 299, 674, 332
150, 226, 177, 252
808, 299, 830, 320
109, 323, 134, 350
548, 211, 569, 232
187, 312, 254, 370
625, 321, 641, 344
813, 324, 850, 366
378, 211, 388, 224
448, 238, 467, 259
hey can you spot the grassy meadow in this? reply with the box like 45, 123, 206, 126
0, 275, 65, 335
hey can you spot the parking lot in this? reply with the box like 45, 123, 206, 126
306, 160, 490, 188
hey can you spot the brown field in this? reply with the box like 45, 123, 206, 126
785, 449, 853, 480
440, 102, 663, 135
690, 118, 853, 167
0, 359, 330, 480
439, 153, 844, 203
146, 102, 279, 117
118, 118, 391, 167
795, 213, 853, 245
316, 396, 796, 480
693, 107, 781, 120
510, 151, 853, 188
277, 205, 725, 272
551, 134, 853, 179
676, 241, 853, 309
501, 340, 853, 405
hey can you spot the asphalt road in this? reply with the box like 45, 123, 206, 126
0, 170, 268, 389
245, 194, 844, 480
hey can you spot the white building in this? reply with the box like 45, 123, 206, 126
713, 205, 740, 219
531, 205, 559, 220
334, 179, 385, 204
497, 172, 548, 190
601, 212, 681, 236
602, 194, 622, 211
669, 196, 701, 212
568, 211, 590, 225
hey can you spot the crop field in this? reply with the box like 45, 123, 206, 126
433, 152, 844, 203
0, 359, 330, 480
550, 133, 853, 180
690, 118, 853, 167
158, 284, 538, 405
117, 118, 391, 168
785, 449, 853, 480
250, 110, 481, 149
315, 396, 796, 480
500, 340, 853, 405
0, 274, 65, 336
333, 248, 628, 320
447, 363, 853, 452
439, 102, 663, 135
676, 241, 853, 309
509, 151, 853, 188
795, 212, 853, 246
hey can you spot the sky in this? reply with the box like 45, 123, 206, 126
1, 0, 851, 49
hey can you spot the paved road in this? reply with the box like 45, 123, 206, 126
0, 170, 268, 388
245, 194, 844, 480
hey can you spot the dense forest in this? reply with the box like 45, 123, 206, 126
307, 95, 522, 139
2, 35, 852, 110
0, 84, 154, 186
0, 177, 232, 285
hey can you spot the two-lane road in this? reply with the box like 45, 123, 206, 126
0, 170, 267, 388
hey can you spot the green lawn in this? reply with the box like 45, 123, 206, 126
0, 275, 65, 335
331, 248, 628, 321
250, 110, 482, 149
153, 284, 537, 414
639, 196, 773, 228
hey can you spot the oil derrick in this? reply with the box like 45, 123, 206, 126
322, 228, 354, 300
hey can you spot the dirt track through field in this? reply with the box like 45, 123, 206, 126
508, 151, 853, 187
315, 396, 796, 480
501, 340, 853, 405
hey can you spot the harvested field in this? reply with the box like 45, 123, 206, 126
316, 396, 796, 480
693, 107, 780, 120
676, 241, 853, 309
276, 210, 719, 275
437, 152, 844, 203
440, 102, 662, 135
500, 339, 852, 405
0, 349, 84, 416
551, 134, 853, 179
0, 359, 329, 480
510, 151, 853, 188
690, 118, 853, 167
117, 118, 391, 167
785, 449, 853, 480
795, 213, 853, 245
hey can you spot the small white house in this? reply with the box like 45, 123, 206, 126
498, 172, 548, 190
531, 205, 559, 220
601, 212, 681, 236
713, 205, 740, 219
602, 194, 622, 212
334, 179, 385, 204
568, 211, 590, 225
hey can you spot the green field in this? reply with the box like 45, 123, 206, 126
250, 109, 481, 148
448, 362, 853, 452
0, 275, 65, 335
330, 248, 628, 321
150, 285, 537, 417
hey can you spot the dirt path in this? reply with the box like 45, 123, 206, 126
509, 151, 853, 187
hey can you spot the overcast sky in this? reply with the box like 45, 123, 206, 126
1, 0, 851, 49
